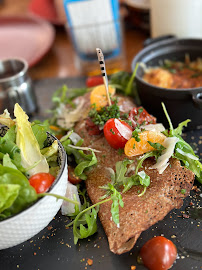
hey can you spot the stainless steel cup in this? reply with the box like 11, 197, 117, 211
0, 58, 38, 115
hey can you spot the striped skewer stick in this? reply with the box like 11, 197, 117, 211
96, 48, 112, 106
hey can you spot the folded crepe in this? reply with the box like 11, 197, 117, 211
73, 94, 195, 254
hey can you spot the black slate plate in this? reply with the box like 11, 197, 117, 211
0, 77, 201, 270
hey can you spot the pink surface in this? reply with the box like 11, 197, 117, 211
29, 0, 65, 25
0, 16, 55, 67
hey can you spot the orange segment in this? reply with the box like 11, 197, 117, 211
90, 84, 115, 111
124, 130, 166, 157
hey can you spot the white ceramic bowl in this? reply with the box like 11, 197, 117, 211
0, 128, 67, 249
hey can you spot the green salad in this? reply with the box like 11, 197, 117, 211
0, 104, 78, 221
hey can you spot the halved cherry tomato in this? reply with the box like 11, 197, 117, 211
103, 118, 132, 149
68, 166, 82, 185
129, 107, 156, 128
29, 173, 55, 194
140, 236, 177, 270
86, 76, 103, 88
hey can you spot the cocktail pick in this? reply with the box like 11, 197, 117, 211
96, 48, 112, 106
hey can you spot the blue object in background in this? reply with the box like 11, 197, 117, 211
63, 0, 122, 61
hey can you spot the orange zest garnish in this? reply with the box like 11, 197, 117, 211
90, 84, 115, 111
124, 130, 166, 157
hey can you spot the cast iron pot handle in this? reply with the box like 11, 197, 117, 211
143, 35, 176, 47
192, 92, 202, 109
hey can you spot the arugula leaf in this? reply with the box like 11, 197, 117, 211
123, 151, 156, 193
173, 119, 191, 136
162, 102, 190, 137
174, 135, 202, 182
100, 183, 124, 225
74, 150, 97, 180
161, 102, 202, 183
110, 184, 124, 225
137, 170, 150, 187
52, 85, 88, 105
78, 208, 98, 242
61, 137, 97, 180
52, 85, 70, 105
114, 159, 133, 185
122, 175, 139, 193
147, 141, 166, 151
72, 205, 100, 244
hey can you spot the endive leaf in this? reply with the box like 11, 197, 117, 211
14, 103, 49, 177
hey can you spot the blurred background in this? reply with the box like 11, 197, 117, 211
0, 0, 150, 79
1, 0, 202, 80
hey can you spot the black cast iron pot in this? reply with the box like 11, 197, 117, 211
132, 37, 202, 130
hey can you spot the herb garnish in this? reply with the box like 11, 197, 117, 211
147, 141, 166, 151
138, 107, 144, 115
118, 149, 124, 155
181, 189, 186, 194
89, 98, 120, 128
132, 127, 142, 142
110, 128, 115, 135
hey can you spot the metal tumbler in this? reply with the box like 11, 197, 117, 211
0, 58, 38, 115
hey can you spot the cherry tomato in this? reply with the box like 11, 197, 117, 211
129, 106, 156, 129
29, 173, 55, 194
86, 76, 103, 88
103, 118, 132, 149
85, 117, 102, 135
140, 236, 177, 270
68, 166, 82, 185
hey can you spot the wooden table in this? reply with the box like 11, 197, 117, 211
0, 0, 149, 80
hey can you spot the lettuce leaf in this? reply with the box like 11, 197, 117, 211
31, 123, 48, 149
0, 184, 20, 213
